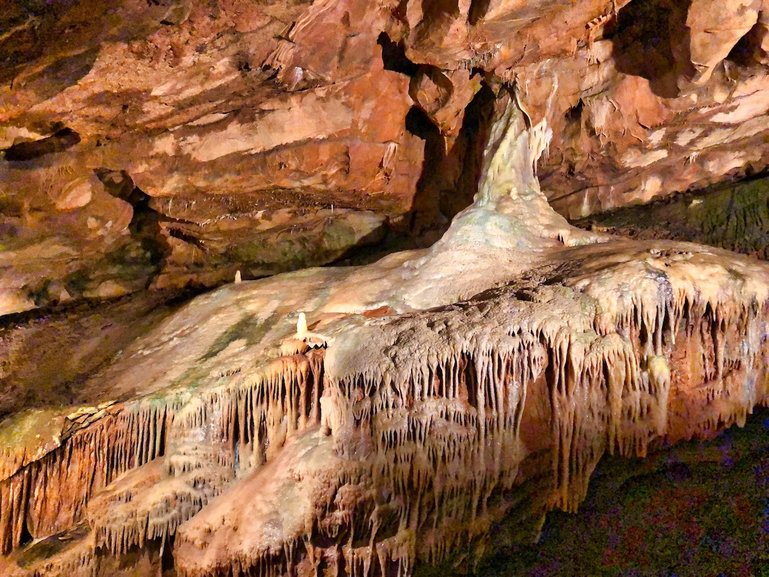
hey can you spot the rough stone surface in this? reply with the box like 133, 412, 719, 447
577, 174, 769, 259
4, 1, 769, 576
6, 0, 769, 312
1, 99, 769, 577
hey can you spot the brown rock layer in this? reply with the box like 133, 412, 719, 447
6, 0, 769, 313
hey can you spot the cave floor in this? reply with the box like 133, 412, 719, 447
442, 408, 769, 577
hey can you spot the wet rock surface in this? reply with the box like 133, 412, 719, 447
5, 0, 769, 313
3, 1, 769, 576
1, 99, 769, 576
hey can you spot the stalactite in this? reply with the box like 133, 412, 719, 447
84, 348, 327, 558
0, 401, 173, 554
172, 274, 769, 575
6, 96, 769, 577
307, 273, 769, 574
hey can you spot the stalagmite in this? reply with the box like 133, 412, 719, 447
297, 312, 308, 338
3, 91, 769, 577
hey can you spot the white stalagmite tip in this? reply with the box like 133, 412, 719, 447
296, 312, 308, 338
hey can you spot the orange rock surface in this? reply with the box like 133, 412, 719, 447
3, 1, 769, 576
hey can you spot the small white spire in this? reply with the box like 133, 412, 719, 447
296, 312, 308, 338
234, 270, 242, 284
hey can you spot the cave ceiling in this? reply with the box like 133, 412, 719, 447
3, 0, 769, 314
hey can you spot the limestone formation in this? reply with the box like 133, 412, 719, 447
4, 1, 769, 576
2, 93, 769, 575
4, 0, 769, 312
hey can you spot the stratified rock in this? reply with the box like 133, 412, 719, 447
0, 0, 423, 312
6, 0, 769, 314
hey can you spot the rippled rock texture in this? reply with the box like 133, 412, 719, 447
5, 0, 769, 313
1, 95, 769, 576
3, 1, 769, 576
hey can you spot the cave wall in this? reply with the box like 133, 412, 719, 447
4, 0, 769, 316
2, 81, 769, 576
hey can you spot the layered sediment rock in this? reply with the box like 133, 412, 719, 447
5, 0, 769, 313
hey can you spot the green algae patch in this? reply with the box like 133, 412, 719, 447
0, 407, 68, 451
578, 175, 769, 258
199, 310, 281, 362
0, 407, 70, 481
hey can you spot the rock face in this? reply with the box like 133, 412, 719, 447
577, 173, 769, 259
1, 97, 769, 576
0, 0, 423, 314
5, 0, 769, 313
4, 1, 769, 576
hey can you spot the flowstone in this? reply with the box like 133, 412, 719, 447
2, 93, 769, 577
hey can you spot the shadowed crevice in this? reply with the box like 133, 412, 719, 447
4, 127, 80, 162
468, 0, 492, 25
610, 0, 694, 98
377, 31, 419, 76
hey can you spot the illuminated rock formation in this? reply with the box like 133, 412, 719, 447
5, 0, 769, 315
2, 92, 769, 576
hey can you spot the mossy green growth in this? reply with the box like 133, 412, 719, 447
0, 407, 68, 454
697, 178, 769, 257
199, 310, 280, 362
579, 175, 769, 258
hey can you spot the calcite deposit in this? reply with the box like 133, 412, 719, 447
4, 0, 769, 575
2, 93, 769, 575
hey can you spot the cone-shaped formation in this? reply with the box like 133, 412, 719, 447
2, 95, 769, 577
